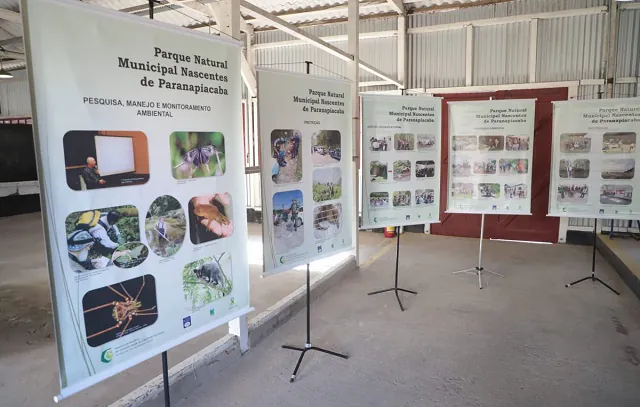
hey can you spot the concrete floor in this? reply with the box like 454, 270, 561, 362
170, 233, 640, 407
0, 213, 386, 407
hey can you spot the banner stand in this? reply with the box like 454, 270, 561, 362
452, 214, 504, 289
367, 227, 417, 311
280, 61, 349, 381
281, 263, 349, 381
565, 218, 620, 295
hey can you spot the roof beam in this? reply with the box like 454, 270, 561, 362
253, 31, 397, 50
0, 8, 21, 23
240, 1, 401, 87
240, 0, 353, 61
386, 0, 404, 14
2, 50, 25, 60
0, 36, 22, 46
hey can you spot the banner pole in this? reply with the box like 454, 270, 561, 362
148, 3, 171, 405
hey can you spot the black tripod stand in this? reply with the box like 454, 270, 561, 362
565, 219, 620, 295
282, 263, 348, 382
368, 227, 417, 311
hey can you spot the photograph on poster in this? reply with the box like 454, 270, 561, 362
369, 135, 391, 152
82, 275, 158, 347
182, 253, 232, 312
112, 242, 149, 269
600, 185, 633, 205
63, 130, 150, 191
269, 129, 302, 184
416, 160, 435, 178
559, 159, 590, 178
504, 183, 528, 199
560, 133, 591, 153
393, 191, 411, 207
370, 161, 388, 182
313, 204, 342, 239
473, 159, 497, 175
369, 192, 389, 208
452, 156, 471, 177
170, 131, 226, 179
506, 136, 530, 151
417, 134, 436, 151
66, 205, 142, 271
478, 183, 500, 198
272, 190, 304, 253
479, 135, 504, 151
188, 193, 233, 245
499, 158, 528, 174
393, 160, 412, 181
603, 132, 636, 154
312, 130, 341, 164
145, 195, 186, 258
602, 159, 635, 180
452, 136, 477, 151
394, 133, 415, 151
415, 189, 435, 205
313, 167, 342, 201
452, 182, 474, 199
557, 184, 589, 203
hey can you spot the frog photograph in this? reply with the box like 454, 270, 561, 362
145, 195, 187, 258
188, 193, 234, 244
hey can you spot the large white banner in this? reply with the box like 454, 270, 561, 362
258, 69, 353, 274
360, 94, 442, 228
23, 0, 250, 398
447, 100, 536, 215
548, 98, 640, 219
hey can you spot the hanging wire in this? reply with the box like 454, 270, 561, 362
257, 62, 307, 67
311, 63, 350, 81
151, 0, 243, 43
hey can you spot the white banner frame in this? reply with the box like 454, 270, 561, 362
548, 98, 640, 220
257, 68, 354, 275
22, 0, 251, 399
360, 94, 442, 229
446, 99, 536, 216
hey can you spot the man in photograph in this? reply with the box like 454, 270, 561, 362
67, 210, 125, 270
290, 199, 300, 232
82, 156, 106, 189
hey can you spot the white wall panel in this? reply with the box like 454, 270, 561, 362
536, 12, 606, 82
616, 8, 640, 78
473, 22, 529, 86
408, 29, 466, 89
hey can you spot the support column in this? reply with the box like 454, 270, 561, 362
605, 0, 618, 99
465, 25, 473, 87
348, 0, 360, 266
528, 19, 538, 83
397, 15, 407, 90
228, 314, 250, 353
217, 0, 241, 39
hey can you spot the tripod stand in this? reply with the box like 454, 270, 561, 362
565, 219, 619, 295
368, 227, 417, 311
282, 263, 348, 382
453, 214, 504, 289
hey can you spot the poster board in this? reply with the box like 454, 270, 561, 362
360, 94, 442, 228
258, 69, 353, 275
548, 98, 640, 219
22, 0, 251, 398
446, 99, 536, 215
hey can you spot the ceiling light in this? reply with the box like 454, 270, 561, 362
0, 69, 13, 79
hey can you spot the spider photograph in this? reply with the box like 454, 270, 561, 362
170, 131, 226, 179
82, 275, 158, 347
